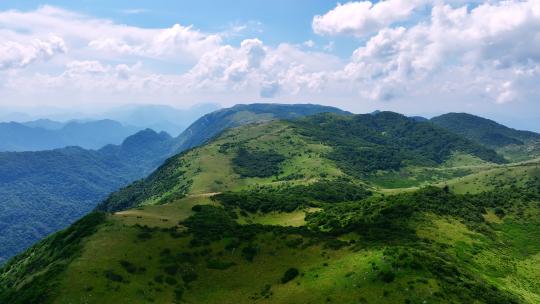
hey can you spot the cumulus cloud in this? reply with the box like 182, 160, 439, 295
1, 2, 540, 117
0, 6, 222, 63
338, 0, 540, 103
0, 36, 66, 70
88, 24, 222, 59
313, 0, 428, 37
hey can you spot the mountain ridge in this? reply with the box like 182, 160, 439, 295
0, 103, 352, 263
2, 107, 540, 303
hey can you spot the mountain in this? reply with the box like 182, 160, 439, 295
0, 129, 175, 264
409, 115, 428, 122
431, 113, 540, 161
2, 110, 538, 303
98, 111, 504, 212
0, 103, 350, 263
21, 119, 65, 130
173, 103, 350, 152
0, 119, 140, 152
101, 103, 221, 136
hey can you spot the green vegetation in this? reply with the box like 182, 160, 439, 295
281, 267, 299, 283
0, 212, 106, 303
97, 152, 192, 212
0, 129, 175, 263
215, 179, 371, 213
431, 112, 540, 161
4, 108, 540, 303
292, 112, 506, 177
232, 148, 286, 178
1, 103, 347, 263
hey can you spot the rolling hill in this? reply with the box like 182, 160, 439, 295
431, 113, 540, 161
3, 110, 538, 303
172, 103, 350, 152
0, 104, 349, 264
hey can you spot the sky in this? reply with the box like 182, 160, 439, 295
0, 0, 539, 130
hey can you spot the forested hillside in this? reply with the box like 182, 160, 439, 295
2, 109, 539, 303
0, 104, 349, 263
0, 129, 174, 263
431, 113, 540, 161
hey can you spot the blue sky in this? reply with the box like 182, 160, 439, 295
0, 1, 347, 52
0, 1, 539, 131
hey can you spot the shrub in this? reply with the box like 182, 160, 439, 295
119, 260, 138, 274
191, 205, 203, 212
242, 245, 259, 262
379, 270, 396, 283
179, 264, 198, 283
232, 148, 285, 178
104, 270, 124, 282
165, 276, 177, 285
281, 268, 299, 283
207, 259, 236, 270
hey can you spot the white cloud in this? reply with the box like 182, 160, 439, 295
313, 0, 427, 37
0, 6, 222, 63
338, 1, 540, 104
1, 2, 540, 120
0, 36, 66, 70
303, 40, 315, 48
88, 23, 222, 59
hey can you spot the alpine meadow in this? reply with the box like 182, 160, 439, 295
1, 1, 540, 304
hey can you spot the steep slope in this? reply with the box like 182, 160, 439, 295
2, 112, 539, 304
0, 119, 140, 152
0, 129, 174, 264
173, 103, 350, 152
431, 113, 540, 161
0, 104, 351, 263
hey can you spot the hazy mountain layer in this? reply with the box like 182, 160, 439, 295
0, 119, 140, 152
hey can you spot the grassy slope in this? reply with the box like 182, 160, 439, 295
44, 188, 540, 303
431, 113, 540, 162
3, 116, 540, 303
99, 113, 508, 212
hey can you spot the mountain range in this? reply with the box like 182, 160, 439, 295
0, 104, 222, 152
2, 104, 539, 303
0, 119, 141, 152
0, 104, 349, 263
99, 103, 220, 136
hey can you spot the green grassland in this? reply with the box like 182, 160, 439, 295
12, 184, 538, 304
3, 113, 540, 303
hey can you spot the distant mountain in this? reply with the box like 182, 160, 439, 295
21, 119, 65, 130
431, 113, 540, 161
431, 113, 540, 147
0, 129, 175, 264
409, 115, 428, 122
0, 103, 351, 263
173, 103, 350, 152
0, 119, 140, 152
102, 103, 220, 136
